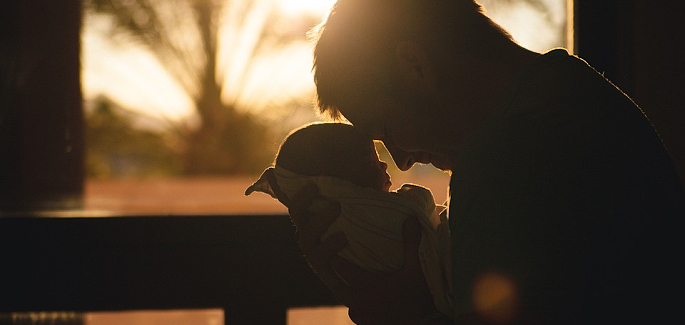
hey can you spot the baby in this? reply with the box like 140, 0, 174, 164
245, 122, 452, 317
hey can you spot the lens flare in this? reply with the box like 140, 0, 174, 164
472, 272, 520, 324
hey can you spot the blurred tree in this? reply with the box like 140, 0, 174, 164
86, 97, 182, 178
83, 0, 319, 175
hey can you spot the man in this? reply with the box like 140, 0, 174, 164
288, 0, 685, 324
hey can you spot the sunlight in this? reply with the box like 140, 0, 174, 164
81, 0, 567, 125
288, 306, 353, 325
276, 0, 337, 16
216, 0, 275, 106
80, 0, 569, 213
81, 15, 195, 122
479, 0, 567, 53
232, 41, 316, 111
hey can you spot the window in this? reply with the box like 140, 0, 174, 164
2, 310, 223, 325
79, 0, 570, 216
2, 1, 573, 325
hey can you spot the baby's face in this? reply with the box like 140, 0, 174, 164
335, 141, 392, 192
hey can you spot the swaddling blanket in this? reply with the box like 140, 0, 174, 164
245, 167, 453, 317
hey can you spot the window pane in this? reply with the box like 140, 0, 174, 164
85, 309, 223, 325
287, 306, 353, 325
479, 0, 570, 52
81, 0, 568, 215
0, 310, 223, 325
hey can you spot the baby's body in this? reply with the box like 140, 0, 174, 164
245, 122, 452, 317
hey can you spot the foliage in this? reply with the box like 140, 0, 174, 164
85, 98, 183, 179
82, 0, 319, 175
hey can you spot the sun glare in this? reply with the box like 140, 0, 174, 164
81, 0, 568, 126
276, 0, 337, 16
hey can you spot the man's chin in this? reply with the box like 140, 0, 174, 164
429, 156, 452, 172
415, 152, 452, 171
410, 159, 451, 172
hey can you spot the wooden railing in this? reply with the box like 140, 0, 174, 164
0, 215, 338, 324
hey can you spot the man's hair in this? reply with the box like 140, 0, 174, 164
309, 0, 513, 119
275, 122, 371, 177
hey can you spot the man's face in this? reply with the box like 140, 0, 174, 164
338, 89, 453, 172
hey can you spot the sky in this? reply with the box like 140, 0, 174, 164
81, 0, 568, 125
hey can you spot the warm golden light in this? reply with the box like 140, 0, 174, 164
82, 0, 568, 124
277, 0, 337, 16
566, 0, 575, 54
479, 0, 568, 53
80, 0, 570, 214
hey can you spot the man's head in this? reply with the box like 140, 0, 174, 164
310, 0, 517, 171
276, 122, 392, 192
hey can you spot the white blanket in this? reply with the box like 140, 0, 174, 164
245, 167, 453, 317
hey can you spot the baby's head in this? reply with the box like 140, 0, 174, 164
276, 122, 392, 192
